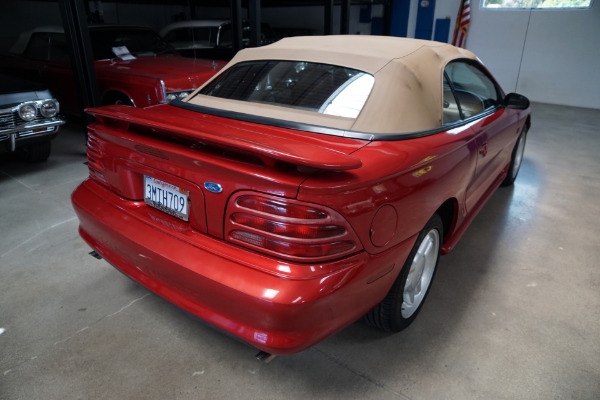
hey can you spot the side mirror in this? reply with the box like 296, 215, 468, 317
504, 93, 530, 110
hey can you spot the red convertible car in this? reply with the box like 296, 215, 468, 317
72, 36, 531, 356
2, 25, 225, 114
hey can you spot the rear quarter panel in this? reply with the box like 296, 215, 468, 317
298, 124, 480, 255
96, 65, 166, 106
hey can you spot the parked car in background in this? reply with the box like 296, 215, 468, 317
1, 25, 225, 115
0, 74, 64, 162
160, 20, 277, 60
72, 36, 531, 356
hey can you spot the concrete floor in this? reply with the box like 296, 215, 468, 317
1, 103, 598, 399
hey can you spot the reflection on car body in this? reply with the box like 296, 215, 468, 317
72, 36, 531, 356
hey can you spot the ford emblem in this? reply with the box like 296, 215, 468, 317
204, 182, 223, 193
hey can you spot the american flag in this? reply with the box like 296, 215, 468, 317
452, 0, 471, 48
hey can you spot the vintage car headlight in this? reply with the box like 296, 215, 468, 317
18, 103, 37, 121
40, 100, 59, 118
166, 91, 191, 102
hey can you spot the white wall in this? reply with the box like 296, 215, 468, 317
467, 2, 600, 109
406, 1, 600, 109
433, 0, 459, 41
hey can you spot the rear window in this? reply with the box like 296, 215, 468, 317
164, 27, 219, 47
197, 60, 374, 118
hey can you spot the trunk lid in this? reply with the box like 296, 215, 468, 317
85, 104, 368, 238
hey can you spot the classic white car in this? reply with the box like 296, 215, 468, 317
160, 19, 277, 60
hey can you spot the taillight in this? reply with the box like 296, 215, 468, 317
86, 133, 108, 185
225, 193, 361, 262
231, 213, 345, 238
236, 196, 327, 219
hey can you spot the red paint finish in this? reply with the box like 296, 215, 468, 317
370, 205, 398, 247
73, 179, 411, 355
88, 105, 364, 170
72, 100, 530, 354
94, 55, 224, 107
1, 39, 224, 114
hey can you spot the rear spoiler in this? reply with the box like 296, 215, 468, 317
86, 105, 363, 171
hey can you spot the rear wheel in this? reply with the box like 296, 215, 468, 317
501, 127, 527, 186
364, 214, 443, 332
20, 141, 51, 162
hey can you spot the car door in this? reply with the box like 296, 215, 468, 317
444, 61, 520, 212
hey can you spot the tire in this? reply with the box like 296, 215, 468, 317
20, 141, 51, 162
364, 214, 443, 332
501, 127, 527, 187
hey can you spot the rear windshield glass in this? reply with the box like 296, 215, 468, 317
197, 60, 374, 118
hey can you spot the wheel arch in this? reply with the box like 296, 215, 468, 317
101, 90, 135, 107
435, 198, 458, 245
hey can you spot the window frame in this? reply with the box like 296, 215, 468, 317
197, 60, 375, 119
481, 0, 594, 9
23, 32, 52, 61
442, 59, 505, 126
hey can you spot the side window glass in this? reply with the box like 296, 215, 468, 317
165, 28, 192, 44
24, 33, 50, 60
218, 25, 232, 47
443, 74, 461, 124
49, 34, 70, 62
444, 61, 501, 119
193, 27, 218, 47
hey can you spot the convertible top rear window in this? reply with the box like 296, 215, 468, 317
197, 61, 374, 118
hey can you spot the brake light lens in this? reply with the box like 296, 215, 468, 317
226, 193, 361, 262
231, 213, 345, 238
236, 196, 327, 219
86, 133, 108, 186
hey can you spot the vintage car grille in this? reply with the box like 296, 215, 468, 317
0, 110, 18, 130
0, 109, 47, 131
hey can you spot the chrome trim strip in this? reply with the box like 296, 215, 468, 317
0, 119, 65, 136
159, 80, 167, 104
0, 99, 60, 115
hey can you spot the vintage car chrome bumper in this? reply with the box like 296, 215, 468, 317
0, 104, 65, 152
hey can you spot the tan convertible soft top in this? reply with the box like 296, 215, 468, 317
184, 35, 478, 134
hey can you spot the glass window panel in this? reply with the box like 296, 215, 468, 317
482, 0, 592, 9
444, 62, 501, 119
198, 60, 374, 118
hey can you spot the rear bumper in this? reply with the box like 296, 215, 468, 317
72, 179, 413, 355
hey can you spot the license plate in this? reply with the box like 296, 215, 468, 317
144, 176, 189, 221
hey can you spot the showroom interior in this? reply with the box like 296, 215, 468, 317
1, 0, 598, 399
